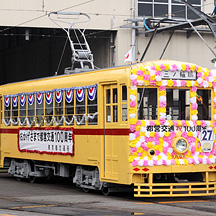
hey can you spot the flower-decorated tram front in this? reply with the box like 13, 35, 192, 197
129, 60, 216, 197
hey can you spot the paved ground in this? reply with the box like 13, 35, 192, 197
0, 172, 216, 216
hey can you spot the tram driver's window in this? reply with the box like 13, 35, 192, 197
137, 88, 157, 120
166, 89, 190, 120
197, 89, 211, 120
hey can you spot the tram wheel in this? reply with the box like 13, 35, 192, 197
82, 188, 90, 193
29, 176, 37, 183
102, 187, 110, 196
16, 177, 22, 181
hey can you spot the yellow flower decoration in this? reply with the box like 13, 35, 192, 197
176, 131, 182, 137
137, 147, 143, 153
129, 141, 136, 147
167, 79, 173, 87
156, 81, 162, 86
184, 159, 189, 165
191, 110, 198, 115
164, 64, 169, 71
146, 70, 150, 75
190, 65, 195, 71
129, 109, 136, 114
190, 92, 196, 97
204, 72, 209, 77
130, 118, 137, 124
187, 132, 193, 137
186, 81, 191, 87
164, 132, 171, 137
141, 121, 146, 126
140, 132, 145, 137
168, 120, 173, 126
186, 121, 191, 127
150, 75, 156, 81
194, 81, 199, 87
147, 142, 153, 149
175, 159, 180, 165
155, 65, 162, 71
136, 126, 141, 131
150, 132, 155, 137
155, 120, 160, 125
209, 82, 213, 88
197, 66, 203, 73
177, 121, 182, 126
159, 90, 166, 96
159, 108, 166, 113
130, 89, 136, 95
196, 121, 201, 126
159, 138, 164, 145
137, 76, 144, 81
139, 66, 145, 72
181, 64, 186, 71
132, 68, 137, 75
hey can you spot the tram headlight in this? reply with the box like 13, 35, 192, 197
172, 138, 188, 154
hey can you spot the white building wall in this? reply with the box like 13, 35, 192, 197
0, 0, 216, 69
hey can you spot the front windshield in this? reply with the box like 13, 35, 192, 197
166, 89, 190, 120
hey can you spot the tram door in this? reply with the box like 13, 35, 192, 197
103, 84, 119, 180
0, 95, 2, 167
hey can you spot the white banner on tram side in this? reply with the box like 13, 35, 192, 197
18, 128, 74, 156
161, 70, 196, 80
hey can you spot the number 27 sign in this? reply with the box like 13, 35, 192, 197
199, 129, 215, 152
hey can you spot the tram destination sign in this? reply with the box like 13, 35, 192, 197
18, 128, 74, 156
161, 70, 196, 80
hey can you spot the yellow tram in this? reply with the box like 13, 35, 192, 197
0, 59, 216, 197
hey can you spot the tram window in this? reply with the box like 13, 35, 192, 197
197, 89, 211, 120
12, 97, 18, 126
76, 90, 85, 125
106, 89, 111, 104
28, 94, 35, 124
36, 93, 44, 125
4, 99, 11, 125
45, 93, 53, 123
166, 89, 190, 120
65, 90, 74, 125
137, 88, 157, 120
19, 96, 26, 126
122, 85, 127, 121
87, 90, 97, 125
55, 91, 63, 126
113, 88, 118, 122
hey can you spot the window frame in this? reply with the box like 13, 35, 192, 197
138, 0, 202, 20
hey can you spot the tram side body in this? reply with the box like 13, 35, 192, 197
0, 66, 132, 193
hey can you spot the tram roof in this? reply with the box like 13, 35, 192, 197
0, 59, 202, 95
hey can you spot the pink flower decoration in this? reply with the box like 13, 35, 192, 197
195, 66, 199, 71
171, 159, 175, 165
151, 66, 155, 70
130, 147, 137, 154
159, 101, 166, 108
191, 146, 196, 153
205, 152, 210, 157
136, 120, 141, 126
182, 120, 186, 126
186, 64, 191, 72
159, 118, 166, 125
149, 121, 155, 126
143, 146, 149, 151
163, 147, 168, 154
214, 104, 216, 109
155, 132, 160, 139
198, 158, 203, 163
201, 120, 206, 127
170, 131, 176, 138
171, 64, 177, 71
143, 160, 148, 167
153, 160, 158, 166
173, 121, 178, 126
155, 71, 161, 76
130, 101, 136, 107
192, 103, 198, 110
159, 85, 166, 91
191, 86, 197, 92
160, 64, 166, 71
181, 80, 187, 86
162, 160, 167, 166
192, 158, 196, 164
130, 124, 136, 132
132, 160, 138, 167
134, 131, 140, 138
205, 77, 209, 82
182, 131, 187, 138
213, 122, 216, 128
137, 70, 144, 76
197, 72, 202, 78
173, 80, 177, 87
209, 72, 213, 76
155, 150, 160, 156
213, 82, 216, 88
206, 158, 211, 164
146, 75, 150, 81
141, 142, 145, 148
199, 82, 203, 87
132, 79, 137, 86
188, 158, 192, 164
138, 153, 143, 157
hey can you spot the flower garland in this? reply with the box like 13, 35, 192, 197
129, 62, 216, 167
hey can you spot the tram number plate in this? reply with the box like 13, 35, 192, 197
199, 129, 215, 152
